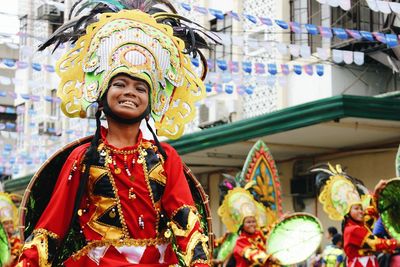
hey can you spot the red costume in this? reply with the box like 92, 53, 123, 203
9, 236, 22, 267
344, 208, 398, 267
233, 230, 270, 267
18, 128, 209, 266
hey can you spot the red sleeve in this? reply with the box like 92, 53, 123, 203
17, 144, 88, 267
233, 232, 269, 266
346, 224, 398, 252
161, 143, 210, 267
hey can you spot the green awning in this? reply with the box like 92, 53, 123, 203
4, 95, 400, 193
4, 173, 33, 193
168, 95, 400, 154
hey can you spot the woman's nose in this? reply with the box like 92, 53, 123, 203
123, 85, 136, 95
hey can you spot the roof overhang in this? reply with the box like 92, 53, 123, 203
168, 95, 400, 174
5, 95, 400, 192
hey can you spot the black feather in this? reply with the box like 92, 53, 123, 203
38, 0, 221, 82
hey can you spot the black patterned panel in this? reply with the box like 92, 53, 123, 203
93, 174, 115, 198
149, 180, 165, 203
172, 206, 190, 230
97, 205, 123, 228
47, 235, 58, 262
192, 241, 208, 261
145, 148, 160, 171
157, 210, 169, 233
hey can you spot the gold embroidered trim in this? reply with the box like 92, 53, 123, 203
20, 229, 57, 267
71, 237, 171, 260
191, 259, 211, 267
170, 210, 198, 237
142, 151, 155, 205
171, 205, 196, 219
178, 230, 209, 266
32, 228, 60, 240
106, 165, 131, 238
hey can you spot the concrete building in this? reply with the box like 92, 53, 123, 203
0, 42, 19, 181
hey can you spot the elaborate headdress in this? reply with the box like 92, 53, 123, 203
40, 0, 217, 139
217, 140, 282, 232
0, 193, 18, 226
218, 188, 263, 233
313, 163, 370, 221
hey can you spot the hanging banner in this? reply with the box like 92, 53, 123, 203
268, 64, 277, 75
332, 28, 348, 40
332, 50, 343, 63
293, 65, 302, 75
386, 34, 398, 48
209, 8, 224, 20
316, 65, 324, 76
346, 29, 362, 40
305, 24, 319, 35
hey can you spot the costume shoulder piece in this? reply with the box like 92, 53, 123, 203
19, 137, 92, 241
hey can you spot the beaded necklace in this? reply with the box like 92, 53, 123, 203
98, 142, 148, 180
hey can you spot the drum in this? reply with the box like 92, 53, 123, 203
266, 212, 323, 265
377, 178, 400, 241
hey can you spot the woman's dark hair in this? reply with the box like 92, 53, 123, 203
53, 109, 102, 264
341, 214, 350, 236
328, 226, 338, 237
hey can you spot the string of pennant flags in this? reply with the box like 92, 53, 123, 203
0, 0, 398, 51
0, 47, 364, 84
172, 1, 400, 48
317, 0, 400, 14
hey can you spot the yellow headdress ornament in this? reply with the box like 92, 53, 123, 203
0, 193, 18, 226
40, 1, 218, 139
218, 187, 267, 232
314, 163, 370, 221
57, 10, 204, 139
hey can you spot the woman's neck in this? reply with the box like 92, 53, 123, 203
105, 118, 141, 148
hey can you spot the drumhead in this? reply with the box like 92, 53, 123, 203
266, 212, 323, 265
377, 178, 400, 241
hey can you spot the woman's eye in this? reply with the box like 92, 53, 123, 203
113, 82, 125, 87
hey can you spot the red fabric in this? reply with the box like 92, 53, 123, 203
18, 128, 208, 266
233, 230, 268, 267
344, 218, 397, 267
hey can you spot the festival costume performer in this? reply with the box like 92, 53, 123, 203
214, 141, 283, 266
314, 164, 400, 267
0, 193, 21, 267
219, 188, 272, 267
17, 1, 216, 266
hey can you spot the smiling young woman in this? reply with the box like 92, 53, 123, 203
16, 1, 218, 266
314, 165, 400, 267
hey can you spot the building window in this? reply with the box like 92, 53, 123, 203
209, 14, 233, 71
50, 89, 59, 118
290, 0, 321, 52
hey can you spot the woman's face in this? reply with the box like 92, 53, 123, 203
349, 204, 364, 222
2, 220, 14, 236
242, 216, 257, 234
106, 74, 150, 120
